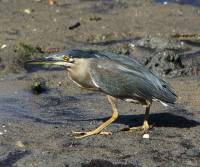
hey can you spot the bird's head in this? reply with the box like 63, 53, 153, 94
26, 53, 75, 69
25, 49, 106, 72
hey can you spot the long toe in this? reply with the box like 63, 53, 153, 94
71, 131, 112, 139
122, 124, 153, 133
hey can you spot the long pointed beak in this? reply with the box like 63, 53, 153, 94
26, 59, 71, 67
25, 56, 72, 72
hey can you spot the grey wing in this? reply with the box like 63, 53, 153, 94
89, 59, 177, 104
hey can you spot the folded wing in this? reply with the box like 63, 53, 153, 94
89, 59, 177, 104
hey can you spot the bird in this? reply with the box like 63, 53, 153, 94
27, 49, 177, 138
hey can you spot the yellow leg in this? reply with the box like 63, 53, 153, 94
123, 102, 152, 132
72, 95, 119, 139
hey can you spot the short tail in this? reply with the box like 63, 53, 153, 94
153, 79, 178, 105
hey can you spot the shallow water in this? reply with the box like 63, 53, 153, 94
0, 86, 87, 125
155, 0, 200, 7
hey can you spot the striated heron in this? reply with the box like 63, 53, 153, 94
28, 49, 177, 138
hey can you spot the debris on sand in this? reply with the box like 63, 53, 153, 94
141, 49, 184, 76
0, 43, 45, 74
143, 133, 150, 139
13, 43, 43, 70
129, 36, 200, 76
48, 0, 57, 5
82, 159, 133, 167
15, 141, 25, 148
24, 8, 32, 14
89, 16, 102, 21
31, 78, 47, 95
68, 22, 81, 30
1, 44, 7, 49
179, 50, 200, 76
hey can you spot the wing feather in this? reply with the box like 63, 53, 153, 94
89, 59, 177, 104
54, 49, 177, 104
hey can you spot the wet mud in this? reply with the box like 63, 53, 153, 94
0, 73, 200, 167
0, 0, 200, 166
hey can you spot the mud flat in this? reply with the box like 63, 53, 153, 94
0, 0, 200, 166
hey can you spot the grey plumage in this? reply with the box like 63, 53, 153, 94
90, 59, 177, 104
59, 49, 177, 105
28, 49, 178, 138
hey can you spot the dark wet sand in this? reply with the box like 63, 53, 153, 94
0, 0, 200, 166
0, 72, 199, 167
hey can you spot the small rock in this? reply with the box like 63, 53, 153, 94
48, 0, 57, 5
0, 132, 3, 135
16, 141, 25, 148
31, 78, 47, 94
1, 44, 7, 49
89, 16, 102, 21
58, 81, 62, 86
143, 133, 149, 139
129, 43, 135, 49
24, 8, 32, 14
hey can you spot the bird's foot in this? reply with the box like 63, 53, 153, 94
71, 130, 112, 139
122, 121, 153, 133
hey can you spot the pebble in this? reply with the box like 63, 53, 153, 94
16, 141, 25, 148
58, 81, 62, 86
143, 133, 150, 139
24, 9, 31, 14
0, 132, 3, 135
49, 0, 57, 5
1, 44, 7, 49
129, 43, 135, 49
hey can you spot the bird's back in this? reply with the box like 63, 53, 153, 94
88, 50, 177, 105
57, 49, 177, 104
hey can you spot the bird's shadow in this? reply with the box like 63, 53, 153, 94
90, 112, 200, 128
16, 103, 199, 129
25, 110, 199, 129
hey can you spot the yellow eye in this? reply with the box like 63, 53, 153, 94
63, 55, 69, 61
